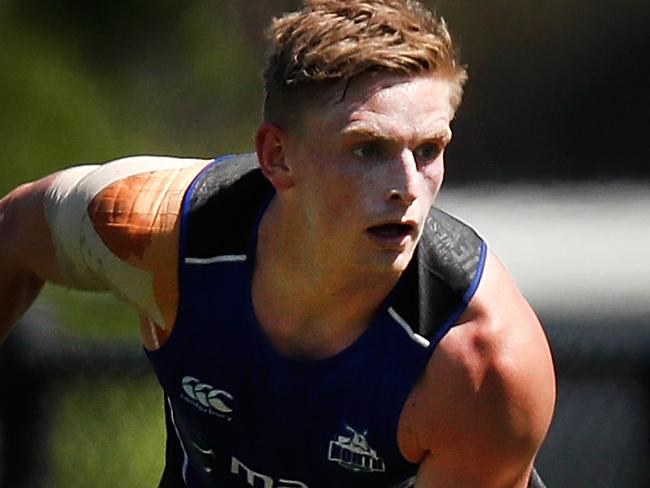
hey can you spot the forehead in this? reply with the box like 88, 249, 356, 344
306, 73, 455, 138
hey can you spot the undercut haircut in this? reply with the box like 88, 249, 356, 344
263, 0, 467, 129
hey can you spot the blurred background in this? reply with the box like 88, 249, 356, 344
1, 0, 648, 486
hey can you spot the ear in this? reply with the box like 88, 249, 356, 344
255, 122, 294, 191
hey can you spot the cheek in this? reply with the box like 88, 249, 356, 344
298, 166, 358, 222
316, 159, 369, 194
424, 161, 445, 193
322, 170, 376, 225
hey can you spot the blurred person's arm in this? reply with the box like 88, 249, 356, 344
0, 156, 209, 346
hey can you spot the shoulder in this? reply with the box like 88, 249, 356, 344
81, 155, 209, 264
45, 155, 210, 274
44, 155, 210, 327
402, 251, 555, 486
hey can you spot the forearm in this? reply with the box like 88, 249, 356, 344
0, 263, 45, 343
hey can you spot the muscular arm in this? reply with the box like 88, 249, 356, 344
0, 156, 209, 346
401, 251, 555, 487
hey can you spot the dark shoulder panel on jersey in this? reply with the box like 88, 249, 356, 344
185, 153, 273, 258
392, 207, 486, 343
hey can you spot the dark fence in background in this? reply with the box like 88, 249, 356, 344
1, 311, 649, 487
0, 312, 153, 488
537, 312, 650, 487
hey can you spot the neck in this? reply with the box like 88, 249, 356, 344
251, 197, 402, 359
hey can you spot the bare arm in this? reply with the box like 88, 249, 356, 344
402, 251, 556, 487
0, 174, 69, 342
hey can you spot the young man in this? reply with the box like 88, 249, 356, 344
0, 1, 555, 486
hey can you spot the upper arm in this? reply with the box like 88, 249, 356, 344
41, 155, 209, 328
0, 173, 65, 286
410, 251, 556, 487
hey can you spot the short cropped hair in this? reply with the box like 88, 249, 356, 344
263, 0, 467, 129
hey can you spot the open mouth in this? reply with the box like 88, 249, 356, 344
367, 223, 415, 239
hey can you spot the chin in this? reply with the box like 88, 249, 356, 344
363, 248, 415, 277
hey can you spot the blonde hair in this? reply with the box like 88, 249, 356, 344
263, 0, 467, 128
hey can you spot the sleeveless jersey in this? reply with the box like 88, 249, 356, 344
146, 153, 487, 487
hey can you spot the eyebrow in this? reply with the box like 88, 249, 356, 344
340, 126, 453, 144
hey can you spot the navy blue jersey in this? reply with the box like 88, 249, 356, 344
147, 154, 487, 487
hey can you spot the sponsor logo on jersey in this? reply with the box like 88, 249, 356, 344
328, 425, 386, 473
181, 376, 234, 420
231, 456, 308, 488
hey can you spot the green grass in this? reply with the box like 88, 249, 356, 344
49, 376, 165, 487
40, 284, 138, 339
36, 285, 166, 486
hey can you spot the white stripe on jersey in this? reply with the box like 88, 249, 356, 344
185, 255, 247, 265
387, 307, 430, 348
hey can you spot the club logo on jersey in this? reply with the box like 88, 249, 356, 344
181, 376, 234, 420
328, 425, 386, 473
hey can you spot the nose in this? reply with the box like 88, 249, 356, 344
386, 151, 419, 205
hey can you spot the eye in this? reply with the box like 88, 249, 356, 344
352, 142, 383, 160
414, 143, 441, 163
